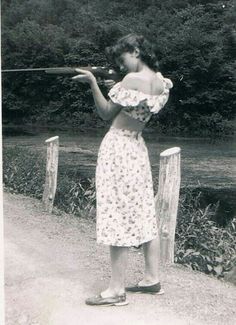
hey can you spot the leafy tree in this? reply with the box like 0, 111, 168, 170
2, 0, 235, 135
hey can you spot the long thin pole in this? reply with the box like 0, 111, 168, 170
1, 66, 122, 81
2, 68, 47, 72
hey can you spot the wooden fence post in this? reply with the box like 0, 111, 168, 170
155, 147, 181, 266
42, 136, 59, 213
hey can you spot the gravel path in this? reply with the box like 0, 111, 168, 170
4, 192, 236, 325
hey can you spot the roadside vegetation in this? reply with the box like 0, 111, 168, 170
3, 145, 236, 280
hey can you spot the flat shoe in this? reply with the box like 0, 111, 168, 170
85, 293, 128, 306
125, 282, 164, 295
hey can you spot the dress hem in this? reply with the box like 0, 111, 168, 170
96, 235, 158, 247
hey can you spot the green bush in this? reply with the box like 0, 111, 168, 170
2, 0, 236, 135
152, 110, 235, 137
55, 173, 96, 217
3, 146, 46, 198
176, 188, 236, 278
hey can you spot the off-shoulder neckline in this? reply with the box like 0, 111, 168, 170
111, 72, 172, 98
108, 73, 172, 113
110, 84, 164, 100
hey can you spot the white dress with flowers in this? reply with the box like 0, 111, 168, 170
96, 72, 173, 246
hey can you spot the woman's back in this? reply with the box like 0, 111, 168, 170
129, 70, 164, 96
110, 71, 171, 131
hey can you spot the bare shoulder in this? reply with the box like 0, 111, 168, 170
121, 72, 164, 95
120, 73, 141, 90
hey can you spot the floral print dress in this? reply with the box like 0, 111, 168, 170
96, 73, 173, 246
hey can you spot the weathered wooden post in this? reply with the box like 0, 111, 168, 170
155, 147, 181, 266
42, 136, 59, 213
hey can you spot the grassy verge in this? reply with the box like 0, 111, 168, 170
3, 145, 236, 280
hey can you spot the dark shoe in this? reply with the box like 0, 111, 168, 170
126, 282, 164, 295
85, 293, 128, 306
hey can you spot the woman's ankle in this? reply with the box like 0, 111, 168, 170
101, 287, 125, 298
138, 278, 160, 286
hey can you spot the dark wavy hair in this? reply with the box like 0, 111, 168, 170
106, 34, 159, 71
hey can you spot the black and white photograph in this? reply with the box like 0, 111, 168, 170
1, 0, 236, 324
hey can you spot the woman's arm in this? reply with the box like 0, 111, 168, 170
90, 78, 122, 120
72, 68, 121, 121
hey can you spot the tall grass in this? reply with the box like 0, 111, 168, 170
176, 189, 236, 278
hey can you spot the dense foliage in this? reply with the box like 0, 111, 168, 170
3, 145, 236, 279
2, 0, 236, 135
176, 189, 236, 278
3, 146, 46, 198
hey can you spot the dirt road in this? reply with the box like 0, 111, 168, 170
3, 192, 236, 325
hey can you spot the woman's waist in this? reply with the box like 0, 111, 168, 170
108, 126, 143, 139
111, 111, 146, 133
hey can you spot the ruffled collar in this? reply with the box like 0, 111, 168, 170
108, 72, 173, 114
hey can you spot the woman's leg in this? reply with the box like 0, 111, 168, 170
139, 238, 160, 285
101, 245, 128, 297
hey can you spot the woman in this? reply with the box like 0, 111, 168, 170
72, 34, 173, 306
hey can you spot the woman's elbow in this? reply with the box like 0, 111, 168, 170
96, 102, 120, 121
97, 109, 113, 121
101, 113, 113, 121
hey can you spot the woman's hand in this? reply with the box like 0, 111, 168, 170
72, 69, 119, 120
72, 68, 96, 85
72, 69, 116, 90
102, 79, 116, 89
